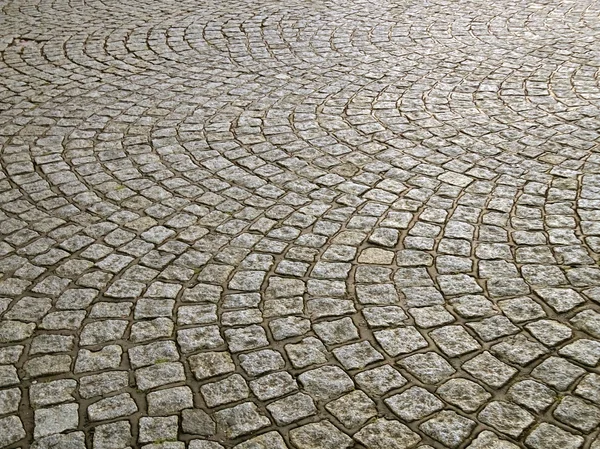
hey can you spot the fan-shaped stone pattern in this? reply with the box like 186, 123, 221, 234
1, 0, 600, 447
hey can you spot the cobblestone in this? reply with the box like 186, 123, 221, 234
1, 0, 600, 446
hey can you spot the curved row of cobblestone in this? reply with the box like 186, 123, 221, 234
1, 0, 600, 448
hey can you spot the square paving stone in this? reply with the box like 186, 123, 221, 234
79, 371, 129, 399
189, 351, 235, 380
398, 352, 456, 384
29, 379, 75, 408
558, 339, 600, 366
385, 386, 444, 421
507, 380, 556, 412
289, 420, 353, 449
437, 378, 491, 412
87, 393, 138, 421
332, 340, 384, 370
313, 317, 359, 346
490, 334, 548, 366
430, 325, 481, 357
285, 337, 328, 369
534, 288, 584, 312
325, 390, 377, 428
214, 402, 270, 439
525, 319, 572, 346
362, 306, 408, 327
449, 295, 497, 318
467, 430, 519, 449
478, 401, 535, 438
31, 432, 86, 449
139, 416, 179, 444
93, 421, 132, 449
531, 356, 586, 390
249, 371, 298, 401
498, 297, 546, 323
232, 431, 287, 449
128, 341, 179, 369
148, 386, 193, 415
401, 287, 444, 307
178, 325, 225, 353
466, 316, 519, 342
408, 305, 456, 328
356, 284, 399, 305
34, 403, 79, 438
353, 418, 421, 449
266, 392, 316, 425
553, 396, 600, 433
182, 409, 216, 436
200, 374, 249, 408
269, 316, 311, 340
437, 274, 482, 296
570, 310, 600, 339
354, 364, 407, 397
224, 325, 269, 352
420, 411, 476, 448
298, 365, 354, 402
462, 351, 517, 388
524, 423, 584, 449
575, 374, 600, 405
374, 326, 428, 356
239, 349, 286, 376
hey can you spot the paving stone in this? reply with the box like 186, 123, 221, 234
267, 392, 316, 425
31, 432, 86, 449
29, 379, 76, 408
289, 420, 353, 449
79, 371, 129, 399
298, 365, 354, 401
462, 351, 517, 388
467, 431, 519, 449
419, 411, 476, 448
0, 415, 26, 447
34, 403, 79, 438
139, 416, 179, 444
354, 364, 407, 397
88, 393, 138, 421
478, 401, 534, 438
374, 326, 428, 356
353, 419, 421, 449
498, 297, 546, 323
398, 352, 456, 384
506, 380, 557, 412
325, 390, 376, 428
525, 319, 572, 346
553, 395, 600, 432
332, 340, 384, 370
148, 386, 193, 415
385, 386, 444, 421
200, 375, 248, 408
524, 423, 584, 449
214, 402, 270, 439
232, 431, 287, 449
285, 337, 328, 369
182, 409, 216, 436
558, 339, 600, 366
249, 371, 298, 400
490, 334, 548, 366
93, 421, 132, 449
437, 378, 491, 412
239, 349, 285, 376
189, 351, 236, 380
531, 357, 586, 390
430, 325, 481, 357
575, 374, 600, 405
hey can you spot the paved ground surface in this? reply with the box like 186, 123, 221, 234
1, 0, 600, 447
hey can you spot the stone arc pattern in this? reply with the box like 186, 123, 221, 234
1, 0, 600, 448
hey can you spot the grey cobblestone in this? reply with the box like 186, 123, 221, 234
1, 0, 600, 446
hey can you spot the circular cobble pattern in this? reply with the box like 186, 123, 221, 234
1, 0, 600, 447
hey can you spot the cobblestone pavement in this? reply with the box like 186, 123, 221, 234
1, 0, 600, 447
